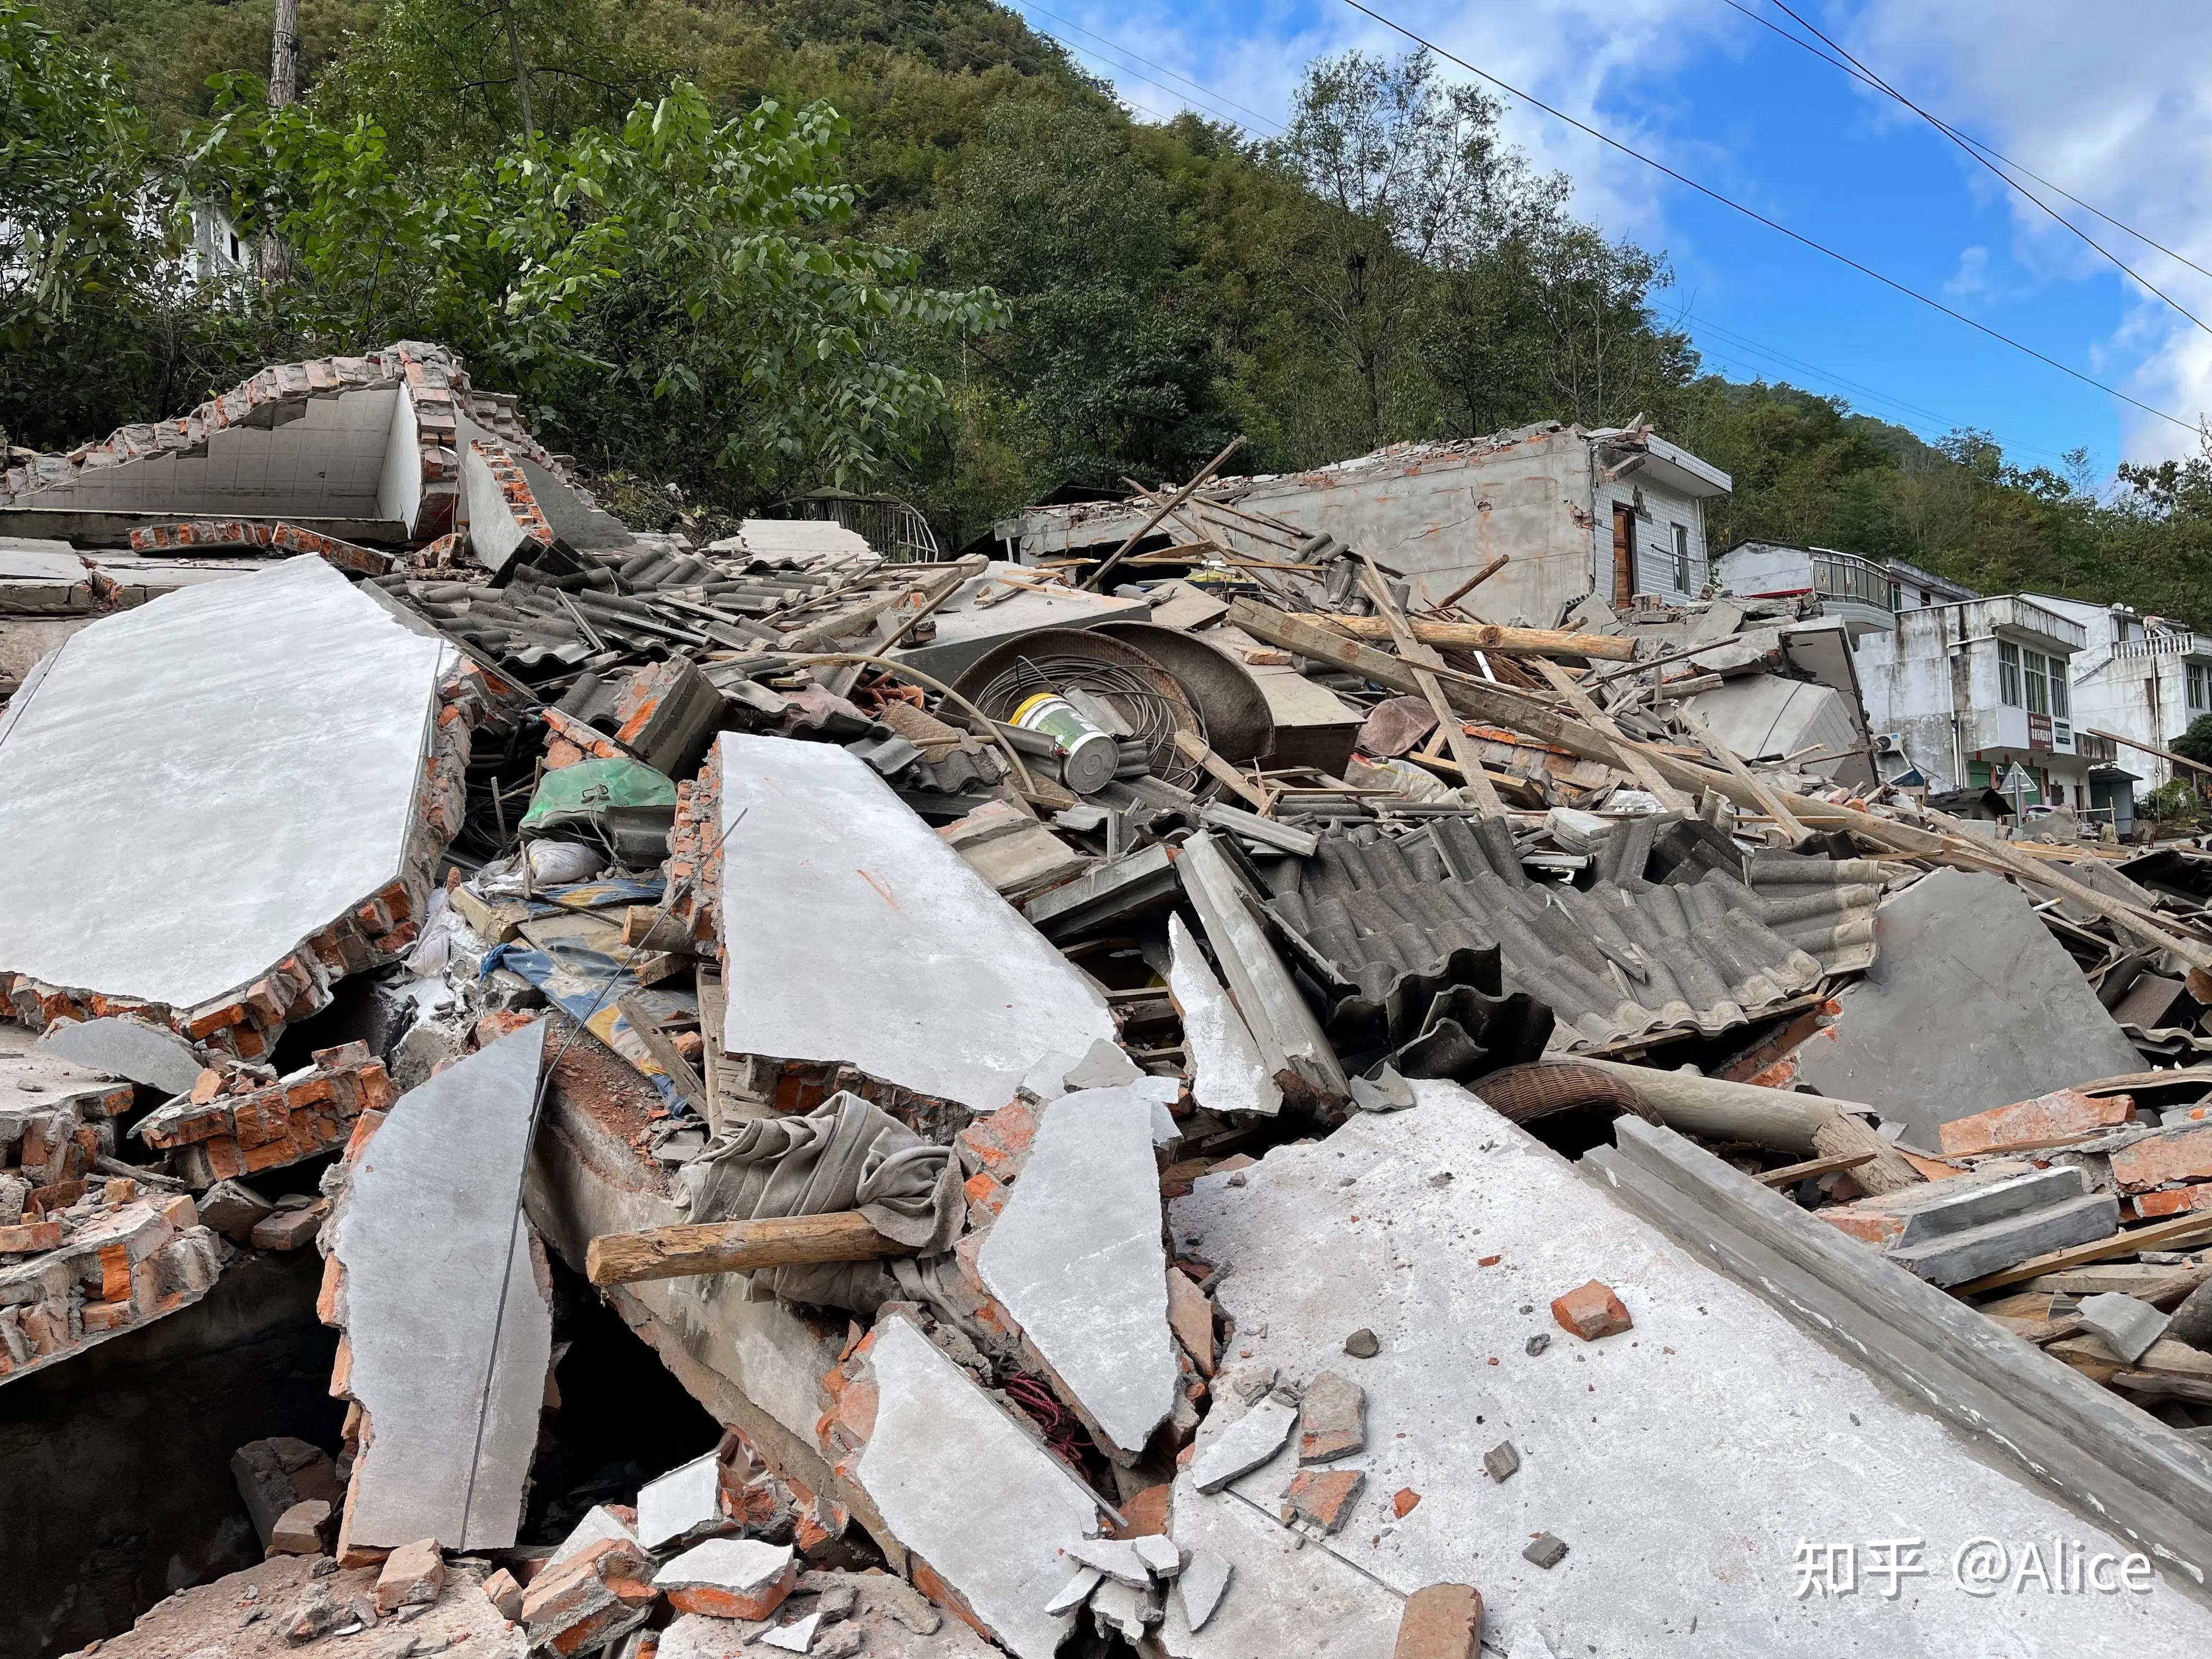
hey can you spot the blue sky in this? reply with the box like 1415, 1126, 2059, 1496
1009, 1, 2212, 484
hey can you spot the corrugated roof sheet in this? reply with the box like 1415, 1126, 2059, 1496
1264, 814, 1881, 1052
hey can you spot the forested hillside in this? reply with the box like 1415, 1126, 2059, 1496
10, 0, 2212, 622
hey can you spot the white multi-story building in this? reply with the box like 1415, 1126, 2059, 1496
2032, 596, 2212, 799
1853, 594, 2096, 814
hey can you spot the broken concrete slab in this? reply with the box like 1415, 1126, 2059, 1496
1176, 831, 1346, 1104
545, 1503, 639, 1571
654, 1537, 797, 1621
635, 1449, 726, 1550
1166, 915, 1282, 1119
847, 1318, 1105, 1659
2079, 1293, 2170, 1364
1174, 1084, 2212, 1655
1160, 1468, 1400, 1658
1187, 1395, 1297, 1494
712, 735, 1116, 1113
326, 1019, 552, 1555
1296, 1371, 1365, 1464
976, 1085, 1178, 1461
1062, 1536, 1153, 1587
0, 556, 449, 1028
1044, 1565, 1102, 1615
1886, 1192, 2119, 1287
1169, 1548, 1229, 1633
34, 1016, 204, 1094
1792, 870, 2143, 1141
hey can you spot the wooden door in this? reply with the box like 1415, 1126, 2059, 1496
1611, 504, 1636, 608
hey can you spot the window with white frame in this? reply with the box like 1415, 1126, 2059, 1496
2190, 663, 2210, 713
1672, 523, 1691, 591
2024, 649, 2051, 715
1999, 640, 2022, 707
2050, 658, 2070, 718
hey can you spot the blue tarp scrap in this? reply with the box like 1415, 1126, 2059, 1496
482, 939, 698, 1111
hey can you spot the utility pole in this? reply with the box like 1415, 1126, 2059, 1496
270, 0, 301, 107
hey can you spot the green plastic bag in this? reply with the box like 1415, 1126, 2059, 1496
517, 757, 678, 837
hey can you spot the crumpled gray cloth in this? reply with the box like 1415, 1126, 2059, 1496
675, 1091, 964, 1312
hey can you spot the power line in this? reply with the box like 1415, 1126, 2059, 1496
1017, 9, 1277, 135
1334, 0, 2203, 436
1717, 0, 2212, 287
1681, 313, 2083, 470
1017, 3, 1285, 134
1745, 0, 2212, 338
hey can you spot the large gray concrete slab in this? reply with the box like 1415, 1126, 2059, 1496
713, 735, 1116, 1113
1169, 1082, 2212, 1657
976, 1086, 1179, 1459
850, 1318, 1104, 1659
1793, 868, 2143, 1142
0, 556, 444, 1012
331, 1020, 551, 1551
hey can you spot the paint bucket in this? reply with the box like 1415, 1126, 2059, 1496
1011, 691, 1121, 794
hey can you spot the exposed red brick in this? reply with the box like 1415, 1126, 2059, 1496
1551, 1280, 1632, 1341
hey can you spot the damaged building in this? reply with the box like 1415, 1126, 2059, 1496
16, 348, 2212, 1659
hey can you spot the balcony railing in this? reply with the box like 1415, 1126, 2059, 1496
2111, 630, 2212, 661
1810, 550, 1899, 612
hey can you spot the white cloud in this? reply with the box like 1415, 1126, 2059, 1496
1017, 0, 1728, 245
1840, 0, 2212, 460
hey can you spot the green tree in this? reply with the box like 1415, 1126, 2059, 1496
186, 75, 1008, 498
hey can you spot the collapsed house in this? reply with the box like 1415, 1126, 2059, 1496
16, 351, 2212, 1659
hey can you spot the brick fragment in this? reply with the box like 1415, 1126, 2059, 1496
375, 1536, 446, 1612
1280, 1468, 1365, 1533
270, 1499, 332, 1555
521, 1536, 657, 1655
1166, 1267, 1217, 1376
1297, 1370, 1365, 1463
2132, 1185, 2212, 1219
2113, 1127, 2212, 1194
1939, 1088, 2134, 1156
246, 1200, 326, 1251
482, 1567, 524, 1621
1392, 1583, 1483, 1659
1550, 1280, 1632, 1341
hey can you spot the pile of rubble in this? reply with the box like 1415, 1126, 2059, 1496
16, 348, 2212, 1658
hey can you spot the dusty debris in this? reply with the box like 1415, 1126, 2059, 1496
24, 353, 2212, 1659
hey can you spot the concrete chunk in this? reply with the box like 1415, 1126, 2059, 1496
1170, 1549, 1230, 1633
1088, 1577, 1158, 1642
36, 1017, 205, 1093
1045, 1566, 1102, 1615
655, 1538, 797, 1622
1062, 1039, 1142, 1091
2079, 1293, 2170, 1364
1166, 916, 1282, 1119
1887, 1192, 2119, 1286
545, 1503, 640, 1571
760, 1611, 822, 1652
1132, 1533, 1184, 1577
1064, 1536, 1152, 1587
635, 1449, 725, 1550
328, 1019, 552, 1553
1189, 1397, 1297, 1494
977, 1086, 1178, 1459
1297, 1371, 1365, 1464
